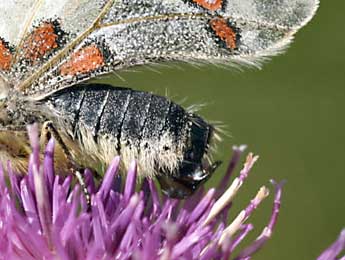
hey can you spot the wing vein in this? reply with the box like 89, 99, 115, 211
12, 0, 44, 66
99, 13, 291, 32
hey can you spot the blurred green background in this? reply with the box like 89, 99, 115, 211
104, 1, 344, 259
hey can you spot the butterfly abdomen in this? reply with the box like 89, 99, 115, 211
42, 84, 216, 197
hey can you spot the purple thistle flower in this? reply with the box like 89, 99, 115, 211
0, 124, 284, 259
318, 230, 345, 260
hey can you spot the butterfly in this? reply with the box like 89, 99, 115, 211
0, 0, 318, 200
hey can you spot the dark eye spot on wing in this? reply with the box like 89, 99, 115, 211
22, 19, 67, 63
186, 0, 224, 11
59, 44, 106, 77
0, 38, 13, 70
209, 17, 241, 51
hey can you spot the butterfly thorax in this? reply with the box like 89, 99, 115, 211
0, 90, 45, 131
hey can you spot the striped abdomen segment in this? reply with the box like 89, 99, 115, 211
42, 84, 213, 179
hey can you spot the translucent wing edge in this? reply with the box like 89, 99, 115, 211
293, 0, 320, 31
236, 0, 320, 68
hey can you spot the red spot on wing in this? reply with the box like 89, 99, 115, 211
0, 38, 13, 70
193, 0, 222, 11
209, 18, 238, 50
23, 22, 60, 62
60, 45, 105, 76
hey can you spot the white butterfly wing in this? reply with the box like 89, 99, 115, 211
0, 0, 111, 84
0, 1, 37, 45
0, 0, 318, 96
223, 0, 319, 59
225, 0, 318, 28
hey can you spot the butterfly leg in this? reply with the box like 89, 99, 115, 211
40, 121, 91, 207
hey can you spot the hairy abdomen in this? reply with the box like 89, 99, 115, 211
42, 84, 211, 178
